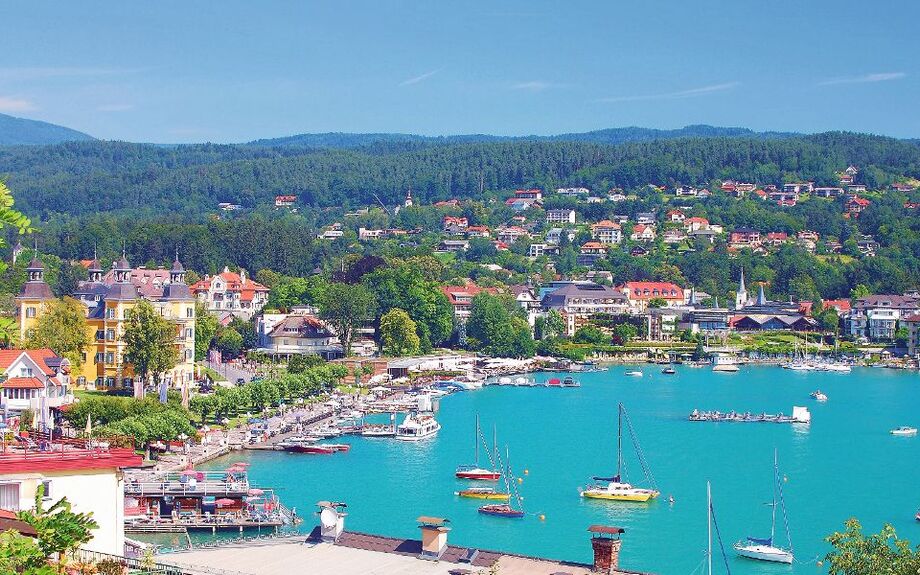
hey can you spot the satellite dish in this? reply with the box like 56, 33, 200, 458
320, 507, 338, 528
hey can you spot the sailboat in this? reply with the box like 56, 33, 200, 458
478, 447, 525, 518
581, 403, 660, 502
455, 416, 501, 480
707, 481, 733, 575
734, 450, 794, 564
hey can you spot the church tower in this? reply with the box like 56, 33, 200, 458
404, 188, 413, 207
16, 248, 54, 340
735, 268, 748, 310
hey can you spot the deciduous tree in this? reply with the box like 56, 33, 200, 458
24, 297, 89, 368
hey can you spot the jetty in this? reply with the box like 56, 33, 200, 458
688, 406, 811, 424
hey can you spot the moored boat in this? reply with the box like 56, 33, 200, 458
624, 370, 643, 377
395, 411, 441, 441
478, 503, 524, 518
477, 446, 525, 518
890, 426, 918, 436
734, 450, 795, 565
810, 390, 828, 401
661, 366, 676, 375
561, 376, 580, 387
455, 415, 501, 481
455, 487, 510, 500
581, 403, 660, 503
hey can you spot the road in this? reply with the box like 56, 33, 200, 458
199, 360, 256, 384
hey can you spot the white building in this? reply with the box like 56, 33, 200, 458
191, 267, 270, 321
545, 209, 576, 224
590, 220, 623, 245
0, 444, 141, 555
0, 349, 73, 421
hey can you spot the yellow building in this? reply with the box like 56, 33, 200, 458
17, 252, 196, 390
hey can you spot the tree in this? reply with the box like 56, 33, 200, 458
24, 297, 90, 369
319, 283, 377, 356
287, 353, 324, 373
573, 325, 609, 345
850, 284, 871, 300
17, 484, 98, 562
542, 310, 566, 339
466, 293, 535, 358
379, 308, 421, 356
647, 297, 667, 309
228, 317, 258, 351
123, 300, 179, 387
194, 301, 218, 360
612, 323, 638, 345
894, 326, 909, 348
215, 328, 243, 358
824, 518, 920, 574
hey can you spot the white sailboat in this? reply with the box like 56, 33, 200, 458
706, 481, 733, 575
734, 450, 794, 564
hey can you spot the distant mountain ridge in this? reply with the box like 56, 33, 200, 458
0, 113, 95, 145
246, 124, 802, 149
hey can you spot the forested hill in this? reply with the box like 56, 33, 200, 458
246, 124, 797, 149
0, 113, 95, 146
2, 131, 919, 219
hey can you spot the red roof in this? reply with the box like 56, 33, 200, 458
822, 299, 852, 313
849, 197, 871, 206
0, 446, 142, 474
1, 377, 45, 389
439, 282, 498, 306
592, 220, 621, 229
623, 281, 684, 300
0, 349, 57, 376
191, 272, 269, 297
904, 314, 920, 322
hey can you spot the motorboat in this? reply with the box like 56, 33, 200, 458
624, 370, 643, 377
661, 366, 676, 375
561, 376, 580, 387
711, 353, 739, 372
890, 426, 918, 436
455, 487, 510, 500
455, 416, 501, 481
581, 403, 660, 502
279, 439, 335, 454
478, 504, 524, 518
395, 412, 441, 441
823, 363, 852, 373
809, 390, 828, 402
734, 450, 795, 565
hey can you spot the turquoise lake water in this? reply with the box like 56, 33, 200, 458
198, 366, 920, 574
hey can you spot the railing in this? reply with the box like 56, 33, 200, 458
125, 480, 251, 497
0, 433, 135, 463
73, 548, 191, 575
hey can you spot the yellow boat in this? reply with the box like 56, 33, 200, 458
582, 403, 660, 503
581, 482, 660, 502
455, 488, 511, 500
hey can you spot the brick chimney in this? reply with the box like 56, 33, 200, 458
588, 525, 624, 574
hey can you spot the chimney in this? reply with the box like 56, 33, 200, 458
316, 501, 347, 543
417, 516, 450, 560
588, 525, 624, 574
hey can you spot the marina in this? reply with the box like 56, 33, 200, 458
176, 365, 920, 574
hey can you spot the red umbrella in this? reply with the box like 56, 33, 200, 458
180, 469, 198, 476
215, 498, 236, 507
548, 378, 561, 385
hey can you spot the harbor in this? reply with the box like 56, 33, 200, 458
146, 364, 920, 574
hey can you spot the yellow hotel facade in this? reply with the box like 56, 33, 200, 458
16, 253, 196, 390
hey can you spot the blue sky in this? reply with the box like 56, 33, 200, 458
1, 0, 917, 143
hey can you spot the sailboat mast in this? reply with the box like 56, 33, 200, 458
771, 450, 777, 544
474, 415, 480, 467
617, 403, 623, 478
707, 481, 712, 575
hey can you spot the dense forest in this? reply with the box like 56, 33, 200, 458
2, 131, 919, 218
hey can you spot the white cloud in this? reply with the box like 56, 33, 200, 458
97, 103, 134, 112
817, 72, 906, 86
0, 96, 37, 113
511, 81, 551, 92
399, 69, 439, 87
595, 82, 740, 103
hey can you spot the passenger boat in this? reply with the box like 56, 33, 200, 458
478, 447, 524, 518
711, 353, 739, 372
581, 403, 660, 502
395, 411, 441, 441
810, 390, 828, 401
734, 450, 794, 564
624, 370, 643, 377
455, 416, 501, 481
890, 426, 918, 436
455, 487, 510, 500
278, 440, 335, 454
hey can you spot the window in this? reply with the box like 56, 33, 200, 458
105, 352, 114, 363
96, 330, 105, 341
18, 367, 32, 377
186, 307, 194, 318
40, 480, 51, 500
25, 307, 36, 318
185, 328, 193, 339
0, 483, 20, 511
106, 329, 115, 341
105, 308, 115, 319
95, 352, 104, 364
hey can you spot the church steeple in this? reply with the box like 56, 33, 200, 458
735, 268, 748, 310
404, 187, 414, 207
88, 245, 103, 283
757, 283, 767, 306
170, 248, 185, 284
114, 247, 131, 283
18, 243, 53, 300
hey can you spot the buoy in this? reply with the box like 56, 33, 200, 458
783, 475, 788, 482
539, 514, 545, 521
517, 477, 523, 484
524, 469, 529, 475
817, 561, 823, 567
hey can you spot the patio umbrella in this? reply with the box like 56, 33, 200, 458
215, 498, 235, 507
180, 469, 198, 476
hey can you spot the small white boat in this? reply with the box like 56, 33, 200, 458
624, 370, 643, 377
395, 412, 441, 441
809, 390, 828, 402
890, 426, 918, 436
734, 450, 795, 565
823, 363, 852, 373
